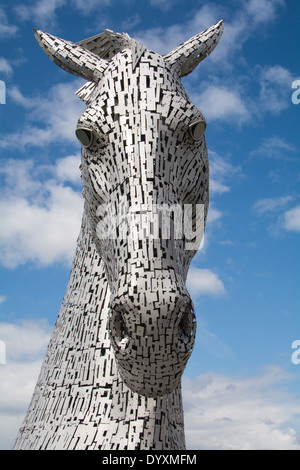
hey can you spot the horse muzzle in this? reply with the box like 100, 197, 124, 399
108, 289, 196, 397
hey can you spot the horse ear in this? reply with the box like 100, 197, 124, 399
34, 30, 108, 82
164, 20, 224, 77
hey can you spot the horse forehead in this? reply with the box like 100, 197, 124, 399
111, 47, 166, 73
82, 49, 186, 128
87, 50, 186, 119
96, 48, 178, 97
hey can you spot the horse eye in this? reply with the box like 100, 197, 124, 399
189, 120, 206, 141
75, 127, 93, 148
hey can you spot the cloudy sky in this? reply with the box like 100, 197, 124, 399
0, 0, 299, 450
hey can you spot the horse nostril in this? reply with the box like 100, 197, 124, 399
109, 309, 130, 351
178, 305, 196, 353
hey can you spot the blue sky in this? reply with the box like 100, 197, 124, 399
0, 0, 299, 450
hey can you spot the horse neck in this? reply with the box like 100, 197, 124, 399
14, 210, 186, 450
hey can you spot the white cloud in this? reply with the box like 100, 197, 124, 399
209, 180, 229, 194
0, 319, 51, 362
72, 0, 111, 14
214, 0, 285, 62
0, 158, 83, 268
134, 1, 265, 63
253, 196, 300, 237
15, 0, 66, 26
149, 0, 174, 11
0, 359, 44, 450
250, 136, 296, 159
15, 0, 111, 27
135, 0, 284, 63
283, 205, 300, 233
219, 240, 234, 247
0, 296, 7, 304
246, 0, 285, 24
209, 150, 242, 194
0, 191, 82, 268
8, 85, 33, 108
133, 1, 288, 127
208, 16, 248, 65
253, 195, 294, 216
255, 65, 296, 114
2, 81, 85, 150
189, 64, 295, 127
55, 154, 81, 184
187, 267, 225, 298
183, 365, 300, 450
259, 64, 293, 85
134, 4, 222, 56
268, 170, 280, 183
0, 159, 41, 199
190, 65, 295, 126
0, 319, 52, 450
134, 25, 185, 57
194, 85, 250, 123
199, 150, 241, 238
0, 58, 13, 76
0, 8, 18, 38
121, 14, 141, 32
207, 207, 223, 226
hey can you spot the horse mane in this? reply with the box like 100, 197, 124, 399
76, 29, 133, 60
77, 29, 146, 67
75, 29, 147, 102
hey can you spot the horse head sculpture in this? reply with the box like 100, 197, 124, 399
34, 21, 224, 397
